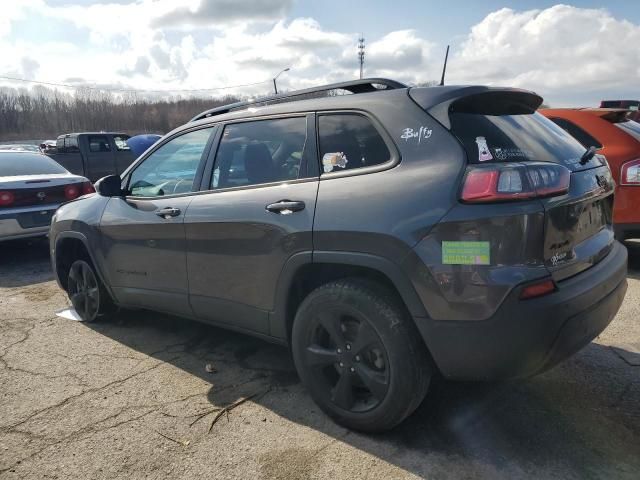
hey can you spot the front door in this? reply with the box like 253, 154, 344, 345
99, 126, 216, 316
185, 115, 318, 334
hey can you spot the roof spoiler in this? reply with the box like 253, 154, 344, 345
409, 86, 543, 129
584, 108, 631, 123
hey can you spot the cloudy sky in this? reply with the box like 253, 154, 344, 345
1, 0, 639, 106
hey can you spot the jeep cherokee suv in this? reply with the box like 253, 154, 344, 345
50, 79, 627, 432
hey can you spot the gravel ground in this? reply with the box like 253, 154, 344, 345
0, 237, 638, 480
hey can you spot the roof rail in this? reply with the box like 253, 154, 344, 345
190, 78, 407, 122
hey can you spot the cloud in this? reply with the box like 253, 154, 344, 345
0, 3, 638, 106
449, 5, 640, 104
20, 57, 40, 79
153, 0, 293, 28
118, 56, 151, 77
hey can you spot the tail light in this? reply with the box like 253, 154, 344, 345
620, 158, 640, 185
64, 181, 94, 200
64, 184, 81, 200
0, 191, 15, 207
461, 162, 570, 203
82, 181, 95, 195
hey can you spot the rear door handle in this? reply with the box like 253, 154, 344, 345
266, 200, 305, 215
155, 207, 181, 218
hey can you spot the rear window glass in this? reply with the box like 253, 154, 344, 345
449, 111, 599, 171
0, 153, 67, 176
548, 118, 603, 149
615, 120, 640, 142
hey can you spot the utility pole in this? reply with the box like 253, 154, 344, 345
358, 35, 365, 79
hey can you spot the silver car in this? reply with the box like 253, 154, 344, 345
0, 151, 93, 241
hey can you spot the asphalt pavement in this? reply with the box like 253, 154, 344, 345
0, 237, 638, 479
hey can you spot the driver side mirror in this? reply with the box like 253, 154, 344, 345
95, 175, 124, 197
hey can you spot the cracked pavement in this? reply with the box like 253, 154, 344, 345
0, 238, 639, 480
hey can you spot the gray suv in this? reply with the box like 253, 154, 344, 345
50, 79, 627, 432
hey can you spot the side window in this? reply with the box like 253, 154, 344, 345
549, 118, 603, 149
88, 135, 111, 153
211, 117, 307, 189
128, 127, 214, 197
318, 114, 391, 173
114, 135, 131, 151
66, 136, 80, 153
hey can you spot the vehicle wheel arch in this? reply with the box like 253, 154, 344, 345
271, 251, 428, 346
54, 232, 111, 297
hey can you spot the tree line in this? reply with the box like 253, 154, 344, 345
0, 86, 241, 142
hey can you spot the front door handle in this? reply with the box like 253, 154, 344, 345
266, 200, 305, 215
155, 207, 181, 218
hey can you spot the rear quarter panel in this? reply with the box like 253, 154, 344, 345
313, 90, 466, 259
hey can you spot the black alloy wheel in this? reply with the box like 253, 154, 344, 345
67, 259, 102, 322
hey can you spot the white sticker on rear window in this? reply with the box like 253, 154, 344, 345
475, 136, 493, 162
322, 152, 348, 173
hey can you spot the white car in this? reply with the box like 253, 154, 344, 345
0, 151, 94, 241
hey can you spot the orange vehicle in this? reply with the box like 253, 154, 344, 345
541, 108, 640, 240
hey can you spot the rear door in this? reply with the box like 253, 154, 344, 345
99, 126, 216, 316
85, 135, 117, 181
448, 96, 615, 280
184, 114, 318, 334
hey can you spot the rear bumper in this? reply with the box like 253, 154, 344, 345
0, 205, 58, 241
416, 240, 628, 381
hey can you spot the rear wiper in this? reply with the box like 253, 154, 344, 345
580, 145, 598, 165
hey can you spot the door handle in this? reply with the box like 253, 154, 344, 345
266, 200, 305, 215
155, 207, 181, 218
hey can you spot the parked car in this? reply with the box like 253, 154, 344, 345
46, 132, 136, 182
0, 144, 41, 152
0, 151, 93, 241
126, 134, 162, 157
541, 108, 640, 240
40, 140, 57, 153
49, 79, 627, 432
600, 100, 640, 121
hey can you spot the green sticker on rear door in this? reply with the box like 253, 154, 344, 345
442, 241, 490, 265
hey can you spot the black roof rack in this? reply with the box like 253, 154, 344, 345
190, 78, 407, 122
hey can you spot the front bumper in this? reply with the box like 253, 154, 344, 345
0, 205, 58, 241
415, 240, 628, 380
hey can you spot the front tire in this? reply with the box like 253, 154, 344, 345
291, 279, 432, 432
66, 259, 113, 322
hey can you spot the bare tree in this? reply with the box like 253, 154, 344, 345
0, 86, 241, 141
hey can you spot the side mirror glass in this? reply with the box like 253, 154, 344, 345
95, 175, 123, 197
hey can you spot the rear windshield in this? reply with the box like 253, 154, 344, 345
0, 152, 67, 176
450, 111, 601, 171
615, 120, 640, 142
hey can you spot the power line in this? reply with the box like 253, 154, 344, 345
0, 75, 271, 94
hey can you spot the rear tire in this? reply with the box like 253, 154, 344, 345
291, 278, 432, 432
66, 258, 114, 322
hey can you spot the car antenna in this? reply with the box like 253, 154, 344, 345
439, 45, 450, 86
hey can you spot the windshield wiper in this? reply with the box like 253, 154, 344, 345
580, 145, 598, 165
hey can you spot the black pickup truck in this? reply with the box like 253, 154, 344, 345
47, 133, 136, 182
